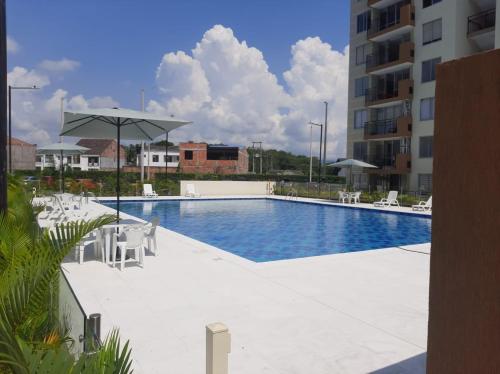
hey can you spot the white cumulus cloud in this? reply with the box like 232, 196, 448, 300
7, 36, 20, 54
7, 66, 119, 145
149, 25, 348, 158
39, 58, 81, 72
11, 24, 348, 157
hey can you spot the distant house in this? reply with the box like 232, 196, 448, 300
136, 145, 180, 169
179, 142, 248, 175
36, 139, 126, 171
7, 137, 36, 170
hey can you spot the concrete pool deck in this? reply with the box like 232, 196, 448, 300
58, 196, 430, 373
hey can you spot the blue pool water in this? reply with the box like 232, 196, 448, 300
102, 199, 431, 262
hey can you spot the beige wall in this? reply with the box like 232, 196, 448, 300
8, 144, 36, 170
180, 180, 275, 196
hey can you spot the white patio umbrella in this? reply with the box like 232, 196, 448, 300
328, 159, 378, 190
60, 108, 191, 220
37, 142, 89, 193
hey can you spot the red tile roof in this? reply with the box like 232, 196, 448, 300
76, 139, 125, 156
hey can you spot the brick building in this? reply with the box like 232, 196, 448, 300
179, 143, 248, 175
7, 138, 36, 170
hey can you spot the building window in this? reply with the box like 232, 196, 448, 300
184, 150, 193, 160
353, 142, 368, 161
152, 155, 159, 162
423, 18, 442, 45
422, 57, 441, 83
207, 146, 239, 160
423, 0, 441, 8
355, 44, 369, 65
420, 97, 435, 120
73, 155, 80, 164
354, 76, 369, 97
418, 174, 433, 192
357, 11, 371, 33
354, 109, 368, 129
419, 136, 433, 158
87, 156, 99, 166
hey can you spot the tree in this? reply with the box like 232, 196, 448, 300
0, 178, 133, 373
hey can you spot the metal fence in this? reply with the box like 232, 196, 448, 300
274, 182, 431, 207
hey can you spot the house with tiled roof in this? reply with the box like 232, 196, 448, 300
36, 139, 126, 171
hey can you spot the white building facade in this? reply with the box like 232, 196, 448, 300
136, 145, 180, 169
36, 154, 102, 171
348, 0, 499, 192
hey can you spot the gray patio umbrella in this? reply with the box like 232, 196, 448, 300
328, 159, 378, 190
37, 142, 89, 193
60, 107, 191, 221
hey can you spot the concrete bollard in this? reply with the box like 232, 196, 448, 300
206, 322, 231, 374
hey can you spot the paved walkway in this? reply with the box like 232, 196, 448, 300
58, 196, 430, 373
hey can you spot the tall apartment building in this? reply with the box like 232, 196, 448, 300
347, 0, 499, 192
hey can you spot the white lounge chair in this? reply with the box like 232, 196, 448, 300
412, 196, 432, 211
54, 195, 89, 221
373, 190, 400, 207
143, 184, 158, 198
185, 183, 201, 198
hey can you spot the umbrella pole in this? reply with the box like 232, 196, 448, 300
60, 149, 64, 193
116, 119, 120, 222
349, 166, 352, 192
165, 131, 169, 190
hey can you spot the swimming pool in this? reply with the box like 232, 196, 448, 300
101, 199, 431, 262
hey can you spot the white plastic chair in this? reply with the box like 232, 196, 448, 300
143, 184, 158, 198
338, 191, 349, 203
113, 226, 145, 271
412, 196, 432, 211
185, 183, 201, 198
74, 229, 105, 264
351, 191, 361, 204
374, 190, 400, 207
144, 217, 160, 256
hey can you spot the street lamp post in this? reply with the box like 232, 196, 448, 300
8, 85, 39, 173
309, 121, 323, 183
323, 101, 328, 178
1, 0, 7, 213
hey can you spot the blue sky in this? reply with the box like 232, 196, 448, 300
7, 0, 350, 157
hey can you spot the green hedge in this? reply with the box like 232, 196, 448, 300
15, 169, 345, 197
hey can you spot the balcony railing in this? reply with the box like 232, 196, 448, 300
367, 152, 411, 172
364, 116, 412, 139
366, 41, 414, 72
366, 75, 413, 106
368, 2, 414, 39
365, 120, 398, 136
468, 8, 496, 35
